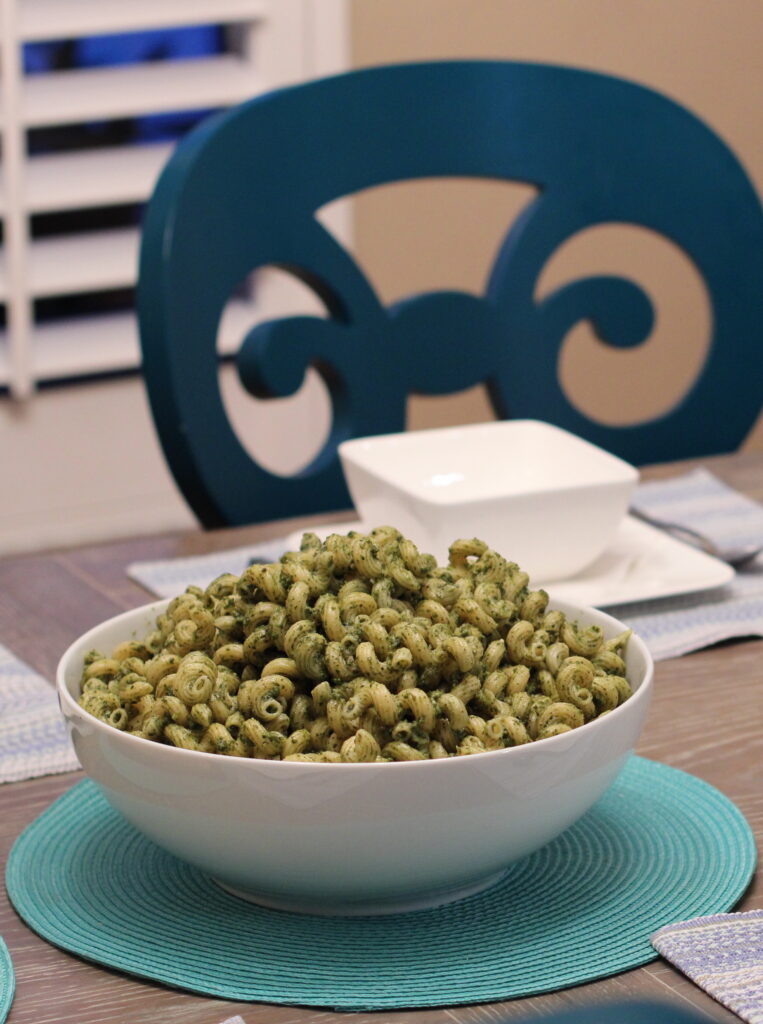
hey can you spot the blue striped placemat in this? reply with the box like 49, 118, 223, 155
0, 643, 79, 785
610, 468, 763, 659
633, 469, 763, 552
652, 909, 763, 1024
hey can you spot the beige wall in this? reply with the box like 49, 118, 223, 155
350, 0, 763, 449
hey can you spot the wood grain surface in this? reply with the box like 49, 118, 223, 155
1, 452, 761, 1024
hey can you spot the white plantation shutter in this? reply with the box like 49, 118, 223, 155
0, 0, 349, 398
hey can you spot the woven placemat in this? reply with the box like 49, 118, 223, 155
6, 757, 756, 1011
0, 938, 14, 1024
0, 641, 80, 784
652, 910, 763, 1024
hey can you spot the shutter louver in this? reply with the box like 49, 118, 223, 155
0, 0, 340, 397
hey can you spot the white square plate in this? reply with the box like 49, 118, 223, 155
284, 514, 734, 609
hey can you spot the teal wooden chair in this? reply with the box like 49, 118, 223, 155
137, 61, 763, 528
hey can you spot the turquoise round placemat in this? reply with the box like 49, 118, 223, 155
5, 756, 756, 1011
0, 938, 14, 1024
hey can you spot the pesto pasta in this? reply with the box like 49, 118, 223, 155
78, 528, 633, 762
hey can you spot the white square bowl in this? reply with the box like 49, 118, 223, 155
338, 420, 639, 582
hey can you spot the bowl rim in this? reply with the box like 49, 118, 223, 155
339, 419, 639, 472
57, 596, 653, 773
338, 421, 639, 507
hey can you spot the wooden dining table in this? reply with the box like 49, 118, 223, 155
0, 449, 761, 1024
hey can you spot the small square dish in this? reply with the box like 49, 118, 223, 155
339, 420, 638, 581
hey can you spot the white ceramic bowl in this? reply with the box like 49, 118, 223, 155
339, 420, 639, 582
58, 598, 652, 916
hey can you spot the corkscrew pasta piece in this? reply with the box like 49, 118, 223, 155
78, 528, 634, 760
341, 728, 381, 762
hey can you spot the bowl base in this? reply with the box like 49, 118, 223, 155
213, 868, 508, 916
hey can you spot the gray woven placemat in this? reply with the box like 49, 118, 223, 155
0, 642, 79, 784
652, 910, 763, 1024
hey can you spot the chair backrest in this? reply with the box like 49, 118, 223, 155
138, 60, 763, 528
